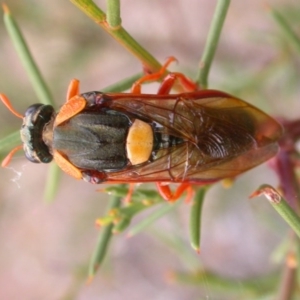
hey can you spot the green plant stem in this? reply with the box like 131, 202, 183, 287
106, 0, 121, 28
196, 0, 231, 88
0, 131, 20, 156
70, 0, 161, 73
251, 185, 300, 238
171, 270, 277, 296
44, 164, 61, 203
270, 6, 300, 55
189, 187, 207, 252
101, 72, 142, 92
127, 202, 179, 237
88, 195, 122, 279
3, 5, 53, 105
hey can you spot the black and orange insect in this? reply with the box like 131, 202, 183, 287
0, 58, 283, 201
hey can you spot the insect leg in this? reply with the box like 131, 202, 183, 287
156, 182, 194, 202
124, 183, 135, 203
172, 72, 198, 92
157, 72, 198, 94
156, 73, 177, 95
66, 79, 80, 101
131, 57, 177, 94
55, 79, 86, 125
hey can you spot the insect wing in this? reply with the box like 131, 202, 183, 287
108, 91, 282, 148
104, 91, 282, 183
105, 139, 278, 183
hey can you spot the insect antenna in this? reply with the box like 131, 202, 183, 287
0, 94, 23, 167
1, 145, 23, 167
0, 94, 23, 119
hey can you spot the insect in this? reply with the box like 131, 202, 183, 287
0, 58, 283, 201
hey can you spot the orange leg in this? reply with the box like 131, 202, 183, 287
131, 56, 176, 94
101, 181, 193, 203
156, 73, 198, 95
66, 79, 80, 101
54, 79, 86, 126
156, 74, 177, 95
123, 183, 135, 203
171, 72, 198, 92
156, 182, 194, 202
132, 57, 198, 94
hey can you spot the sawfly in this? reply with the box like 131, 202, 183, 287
0, 58, 283, 201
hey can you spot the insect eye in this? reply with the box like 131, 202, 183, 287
23, 143, 53, 164
24, 148, 41, 163
24, 104, 43, 118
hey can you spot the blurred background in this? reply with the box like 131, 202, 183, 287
0, 0, 299, 299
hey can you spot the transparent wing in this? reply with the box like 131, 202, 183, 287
106, 142, 279, 183
104, 90, 282, 183
109, 91, 282, 150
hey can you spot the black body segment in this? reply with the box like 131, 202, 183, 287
53, 111, 130, 171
